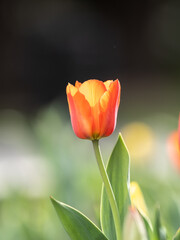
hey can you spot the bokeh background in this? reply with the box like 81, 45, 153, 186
0, 0, 180, 239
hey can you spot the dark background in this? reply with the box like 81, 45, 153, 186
1, 0, 180, 114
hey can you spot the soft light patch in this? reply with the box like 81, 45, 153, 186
122, 122, 154, 164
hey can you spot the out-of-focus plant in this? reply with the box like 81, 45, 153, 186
50, 79, 180, 240
122, 122, 154, 165
167, 114, 180, 172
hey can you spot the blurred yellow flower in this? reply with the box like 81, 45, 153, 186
122, 122, 154, 164
130, 181, 148, 218
123, 181, 153, 240
130, 181, 153, 233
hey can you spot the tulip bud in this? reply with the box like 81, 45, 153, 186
130, 181, 153, 231
66, 79, 120, 140
130, 182, 149, 219
167, 114, 180, 172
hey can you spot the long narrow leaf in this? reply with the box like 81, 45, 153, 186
100, 133, 131, 240
153, 207, 167, 240
51, 196, 108, 240
140, 212, 153, 240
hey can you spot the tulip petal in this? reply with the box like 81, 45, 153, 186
99, 79, 120, 137
104, 80, 113, 90
75, 81, 81, 88
67, 85, 93, 139
79, 80, 106, 107
66, 83, 78, 96
167, 131, 180, 171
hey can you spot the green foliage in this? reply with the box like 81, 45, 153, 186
153, 207, 167, 240
140, 213, 153, 240
100, 134, 131, 240
51, 196, 108, 240
1, 106, 180, 240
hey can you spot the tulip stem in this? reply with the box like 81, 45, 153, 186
92, 140, 121, 240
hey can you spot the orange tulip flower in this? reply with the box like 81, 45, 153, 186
66, 79, 121, 140
167, 114, 180, 171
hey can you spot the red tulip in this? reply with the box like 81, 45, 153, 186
167, 114, 180, 171
66, 79, 120, 140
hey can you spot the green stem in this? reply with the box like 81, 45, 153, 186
92, 140, 121, 240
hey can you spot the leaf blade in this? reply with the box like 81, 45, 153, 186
51, 196, 108, 240
100, 133, 131, 240
153, 207, 167, 240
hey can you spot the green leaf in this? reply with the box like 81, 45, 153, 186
153, 207, 167, 240
140, 212, 153, 240
173, 228, 180, 240
51, 196, 108, 240
100, 133, 131, 240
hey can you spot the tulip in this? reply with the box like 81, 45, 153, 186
167, 114, 180, 172
130, 182, 148, 218
130, 182, 152, 230
66, 79, 120, 140
167, 131, 180, 171
67, 79, 122, 240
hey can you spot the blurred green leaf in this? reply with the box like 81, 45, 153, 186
153, 207, 167, 240
173, 228, 180, 240
140, 212, 153, 240
51, 196, 108, 240
100, 133, 131, 240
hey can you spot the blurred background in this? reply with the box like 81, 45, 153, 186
0, 0, 180, 239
